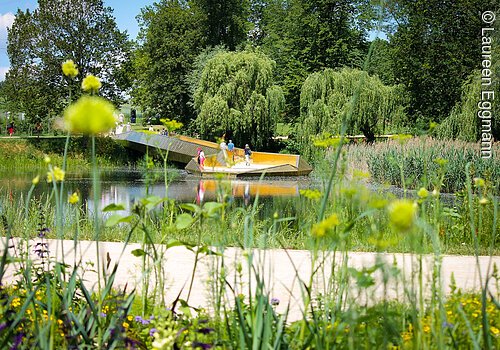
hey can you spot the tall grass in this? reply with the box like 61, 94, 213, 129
342, 136, 500, 195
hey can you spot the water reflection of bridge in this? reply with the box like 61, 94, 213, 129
98, 179, 300, 211
114, 131, 312, 177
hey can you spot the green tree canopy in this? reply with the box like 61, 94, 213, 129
132, 0, 205, 125
3, 0, 130, 123
366, 38, 394, 85
193, 50, 285, 149
259, 0, 368, 121
437, 23, 499, 143
195, 0, 251, 50
436, 72, 483, 142
388, 0, 497, 124
299, 67, 406, 156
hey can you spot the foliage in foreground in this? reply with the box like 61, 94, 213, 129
0, 135, 499, 348
1, 45, 499, 349
1, 264, 499, 350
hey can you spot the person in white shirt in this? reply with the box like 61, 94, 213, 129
220, 140, 228, 161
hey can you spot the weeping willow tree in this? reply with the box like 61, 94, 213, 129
298, 68, 406, 158
193, 50, 285, 149
437, 70, 499, 143
436, 71, 482, 142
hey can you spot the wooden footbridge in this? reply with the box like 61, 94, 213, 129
113, 131, 312, 177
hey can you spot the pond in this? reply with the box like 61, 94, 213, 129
1, 168, 460, 226
0, 169, 314, 220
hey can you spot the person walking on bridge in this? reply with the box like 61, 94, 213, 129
244, 144, 252, 166
220, 139, 228, 162
227, 140, 235, 162
197, 147, 206, 170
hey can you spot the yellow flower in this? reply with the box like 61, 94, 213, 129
417, 187, 429, 199
122, 322, 129, 329
491, 326, 499, 336
44, 155, 51, 164
32, 175, 40, 185
473, 177, 485, 188
479, 197, 489, 205
341, 186, 357, 197
81, 75, 102, 93
160, 118, 183, 132
402, 331, 413, 342
299, 189, 322, 201
47, 172, 53, 183
64, 95, 116, 135
53, 166, 65, 182
62, 59, 78, 78
388, 200, 417, 232
312, 213, 340, 238
368, 197, 388, 209
68, 192, 79, 205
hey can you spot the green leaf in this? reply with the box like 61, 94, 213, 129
175, 213, 194, 230
203, 202, 224, 216
180, 203, 200, 213
131, 249, 146, 257
348, 267, 375, 288
178, 299, 193, 318
102, 203, 126, 212
197, 245, 222, 256
140, 195, 167, 212
105, 214, 133, 227
166, 239, 192, 249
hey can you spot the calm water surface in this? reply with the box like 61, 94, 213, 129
0, 169, 314, 217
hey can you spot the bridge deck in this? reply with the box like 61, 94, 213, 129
114, 131, 312, 177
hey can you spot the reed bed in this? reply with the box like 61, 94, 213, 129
343, 136, 499, 195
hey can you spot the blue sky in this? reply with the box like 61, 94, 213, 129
0, 0, 156, 80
